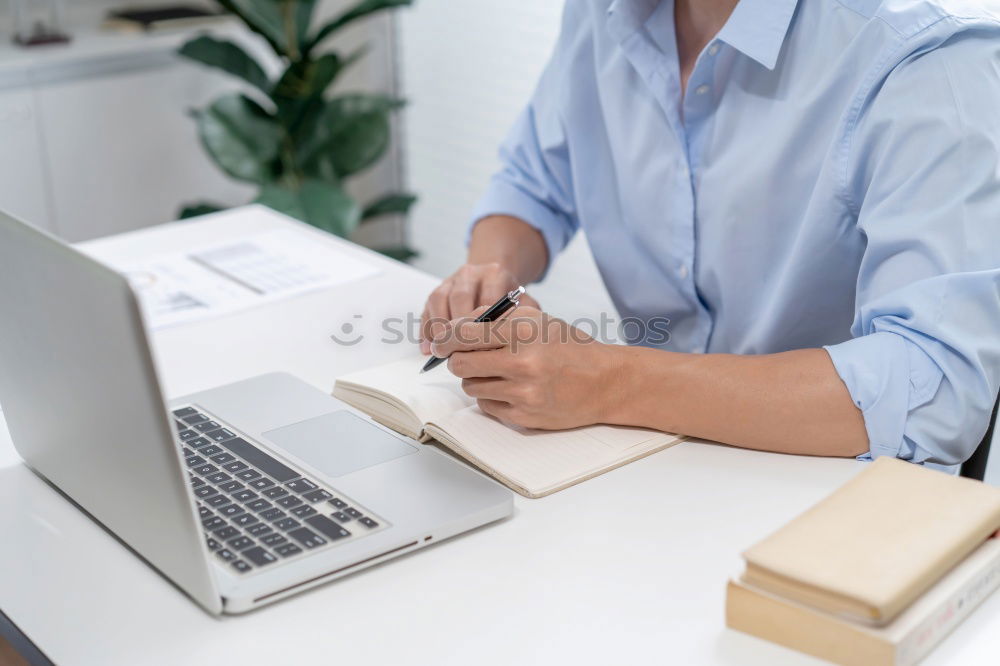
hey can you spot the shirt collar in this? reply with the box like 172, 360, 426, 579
607, 0, 799, 71
716, 0, 799, 70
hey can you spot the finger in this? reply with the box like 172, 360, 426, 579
419, 307, 432, 354
448, 279, 478, 320
480, 275, 515, 307
433, 318, 512, 357
519, 293, 541, 310
461, 377, 519, 402
447, 348, 518, 379
476, 398, 517, 422
422, 283, 453, 350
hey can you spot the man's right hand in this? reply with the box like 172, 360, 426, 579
420, 262, 540, 354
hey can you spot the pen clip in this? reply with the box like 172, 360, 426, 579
507, 285, 526, 305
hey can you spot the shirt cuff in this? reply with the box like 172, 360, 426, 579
467, 177, 575, 280
824, 331, 943, 463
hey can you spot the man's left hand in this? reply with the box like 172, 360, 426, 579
430, 307, 620, 429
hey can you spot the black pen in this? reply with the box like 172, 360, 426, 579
420, 286, 526, 373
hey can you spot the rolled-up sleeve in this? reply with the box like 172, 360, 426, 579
825, 27, 1000, 465
467, 6, 581, 279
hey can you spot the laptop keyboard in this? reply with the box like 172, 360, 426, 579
173, 406, 387, 575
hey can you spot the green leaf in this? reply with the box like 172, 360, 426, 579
292, 0, 319, 46
361, 192, 416, 220
178, 202, 226, 219
254, 179, 361, 237
304, 0, 412, 55
195, 94, 282, 184
178, 35, 270, 93
216, 0, 285, 54
298, 94, 404, 178
273, 52, 344, 104
375, 246, 419, 262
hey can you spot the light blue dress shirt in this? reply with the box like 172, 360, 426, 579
470, 0, 1000, 465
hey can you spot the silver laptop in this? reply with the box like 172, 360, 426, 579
0, 212, 512, 614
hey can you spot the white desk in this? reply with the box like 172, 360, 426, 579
2, 210, 998, 665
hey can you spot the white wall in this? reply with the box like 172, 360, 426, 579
397, 0, 616, 324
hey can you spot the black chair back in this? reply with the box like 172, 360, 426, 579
960, 395, 999, 481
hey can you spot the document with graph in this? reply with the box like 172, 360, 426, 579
98, 229, 379, 330
334, 355, 685, 498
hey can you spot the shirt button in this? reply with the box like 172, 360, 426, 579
695, 84, 710, 96
708, 43, 720, 56
678, 265, 689, 279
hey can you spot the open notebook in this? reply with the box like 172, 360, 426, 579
333, 355, 684, 498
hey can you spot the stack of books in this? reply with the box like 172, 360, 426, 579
727, 457, 1000, 666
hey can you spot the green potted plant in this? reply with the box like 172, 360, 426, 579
178, 0, 416, 261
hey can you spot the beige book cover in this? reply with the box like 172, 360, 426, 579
726, 538, 1000, 666
743, 456, 1000, 625
333, 355, 684, 498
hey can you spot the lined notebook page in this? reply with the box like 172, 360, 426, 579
432, 407, 682, 497
336, 356, 474, 425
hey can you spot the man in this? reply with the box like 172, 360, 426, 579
419, 0, 1000, 464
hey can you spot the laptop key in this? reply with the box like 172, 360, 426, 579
198, 506, 213, 519
276, 496, 302, 508
206, 537, 221, 551
173, 407, 198, 418
246, 523, 273, 537
345, 508, 363, 519
213, 526, 239, 540
259, 508, 286, 522
248, 477, 275, 490
207, 429, 236, 443
223, 461, 249, 473
262, 486, 288, 499
231, 560, 252, 574
188, 437, 211, 449
205, 495, 230, 507
331, 511, 350, 523
305, 515, 352, 541
178, 429, 198, 441
219, 438, 299, 483
193, 464, 217, 476
185, 456, 206, 467
210, 452, 236, 464
274, 543, 302, 558
219, 504, 245, 518
183, 413, 209, 425
219, 480, 244, 493
206, 472, 231, 484
233, 513, 259, 527
191, 477, 205, 488
202, 516, 226, 531
302, 489, 333, 503
227, 536, 254, 551
247, 499, 273, 513
329, 498, 348, 509
200, 445, 223, 457
359, 517, 379, 529
194, 420, 221, 432
215, 548, 237, 561
286, 479, 319, 494
235, 469, 262, 481
260, 532, 285, 546
232, 489, 258, 503
274, 518, 300, 531
182, 447, 195, 458
291, 505, 317, 519
243, 547, 278, 567
195, 486, 218, 498
287, 527, 327, 549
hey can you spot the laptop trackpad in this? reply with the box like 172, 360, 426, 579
263, 411, 417, 478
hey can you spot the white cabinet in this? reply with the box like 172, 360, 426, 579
0, 87, 54, 231
36, 54, 254, 241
